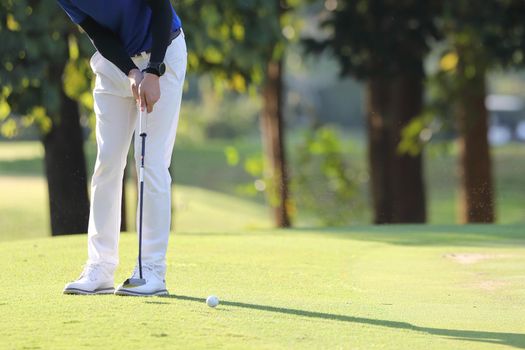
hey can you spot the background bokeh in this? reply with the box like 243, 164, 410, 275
1, 0, 524, 239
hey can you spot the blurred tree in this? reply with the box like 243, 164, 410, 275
305, 0, 440, 223
176, 0, 301, 227
293, 125, 362, 225
0, 0, 92, 235
429, 0, 525, 223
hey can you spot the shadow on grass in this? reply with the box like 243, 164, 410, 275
289, 225, 525, 247
0, 158, 43, 176
162, 294, 525, 349
175, 224, 525, 247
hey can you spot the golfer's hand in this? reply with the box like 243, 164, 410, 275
138, 73, 161, 113
128, 68, 144, 106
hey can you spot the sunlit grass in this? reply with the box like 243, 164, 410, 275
0, 226, 523, 349
0, 176, 270, 241
0, 140, 524, 237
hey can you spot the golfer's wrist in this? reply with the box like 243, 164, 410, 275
128, 68, 141, 79
143, 72, 160, 81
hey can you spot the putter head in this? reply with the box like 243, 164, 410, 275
122, 278, 147, 288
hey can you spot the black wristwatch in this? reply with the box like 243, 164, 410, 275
143, 62, 166, 77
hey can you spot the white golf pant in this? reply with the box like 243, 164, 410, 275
87, 33, 187, 272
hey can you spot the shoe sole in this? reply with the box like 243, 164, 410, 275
114, 289, 169, 297
63, 287, 115, 295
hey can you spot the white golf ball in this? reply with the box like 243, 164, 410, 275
206, 295, 219, 308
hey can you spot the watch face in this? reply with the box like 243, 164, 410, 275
159, 62, 166, 75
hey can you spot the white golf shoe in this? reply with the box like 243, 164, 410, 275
114, 264, 169, 296
63, 263, 115, 295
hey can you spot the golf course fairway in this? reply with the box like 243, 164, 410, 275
1, 225, 524, 349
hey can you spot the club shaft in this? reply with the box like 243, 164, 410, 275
138, 115, 147, 280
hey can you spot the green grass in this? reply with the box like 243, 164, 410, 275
425, 143, 525, 225
0, 177, 49, 241
0, 140, 524, 239
1, 141, 523, 348
0, 139, 261, 193
0, 139, 525, 232
0, 177, 270, 241
0, 140, 271, 239
1, 225, 524, 349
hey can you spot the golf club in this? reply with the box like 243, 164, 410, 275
123, 107, 148, 288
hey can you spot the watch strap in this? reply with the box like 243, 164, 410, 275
142, 62, 165, 77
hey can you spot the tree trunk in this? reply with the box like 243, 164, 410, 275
366, 71, 427, 223
367, 77, 392, 223
457, 70, 495, 223
43, 91, 90, 235
260, 58, 291, 228
389, 74, 427, 223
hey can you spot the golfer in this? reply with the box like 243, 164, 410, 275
58, 0, 186, 296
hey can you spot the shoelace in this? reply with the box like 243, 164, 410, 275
79, 264, 105, 282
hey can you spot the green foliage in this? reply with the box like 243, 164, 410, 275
303, 0, 442, 158
223, 147, 267, 198
305, 0, 441, 79
222, 126, 364, 225
224, 146, 240, 166
0, 0, 93, 138
397, 111, 441, 156
427, 0, 525, 108
440, 1, 525, 70
176, 0, 303, 91
432, 0, 525, 101
224, 126, 368, 226
178, 77, 261, 141
316, 0, 525, 154
292, 125, 363, 225
400, 0, 525, 151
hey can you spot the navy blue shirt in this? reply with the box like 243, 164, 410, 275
57, 0, 182, 56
